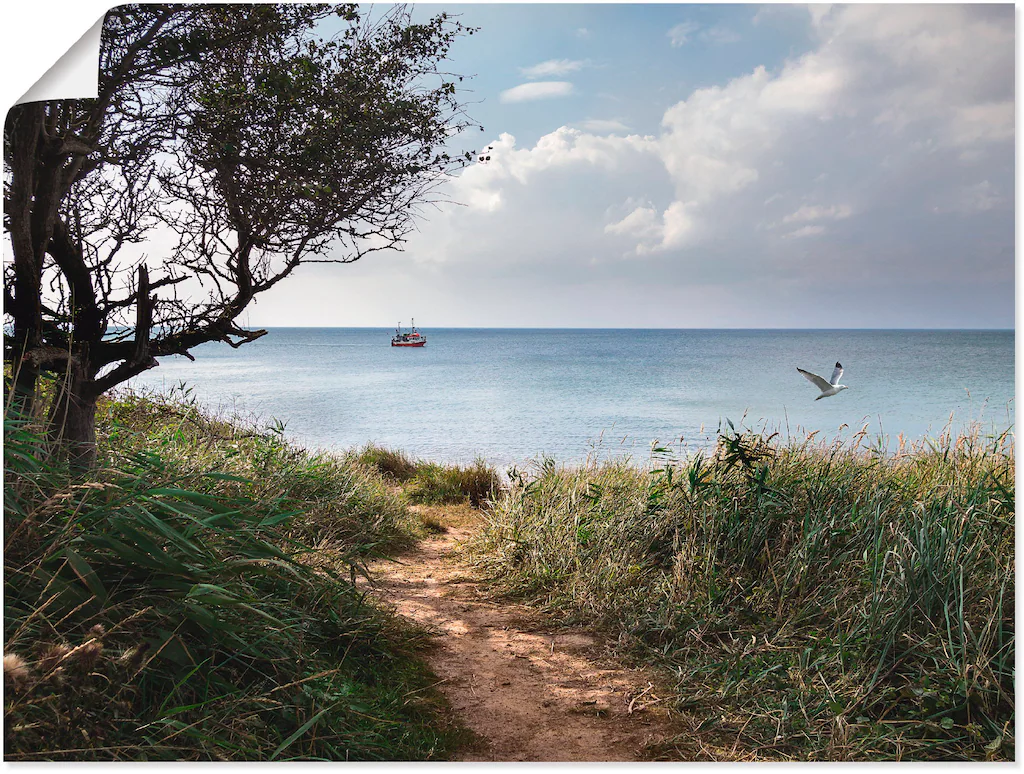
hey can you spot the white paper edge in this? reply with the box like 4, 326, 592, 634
18, 16, 103, 104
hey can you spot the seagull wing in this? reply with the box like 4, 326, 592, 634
797, 368, 832, 393
830, 362, 844, 386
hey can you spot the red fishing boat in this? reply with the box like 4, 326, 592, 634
391, 320, 426, 347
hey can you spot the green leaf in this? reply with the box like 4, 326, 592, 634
271, 706, 332, 760
202, 472, 253, 483
63, 547, 108, 605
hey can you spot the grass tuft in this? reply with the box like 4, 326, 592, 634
405, 459, 501, 508
349, 444, 420, 483
348, 444, 501, 508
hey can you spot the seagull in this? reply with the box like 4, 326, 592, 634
797, 362, 849, 400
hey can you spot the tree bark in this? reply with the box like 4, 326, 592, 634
47, 358, 99, 472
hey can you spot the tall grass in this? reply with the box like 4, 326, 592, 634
104, 394, 419, 559
349, 444, 501, 508
4, 391, 462, 760
476, 424, 1014, 760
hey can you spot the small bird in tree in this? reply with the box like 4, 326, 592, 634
797, 362, 849, 400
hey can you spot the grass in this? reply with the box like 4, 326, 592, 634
348, 444, 420, 484
4, 388, 465, 760
475, 423, 1015, 761
350, 444, 501, 508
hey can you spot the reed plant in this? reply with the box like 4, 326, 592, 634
4, 390, 462, 760
476, 424, 1015, 760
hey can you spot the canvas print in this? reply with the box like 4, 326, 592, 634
3, 2, 1014, 761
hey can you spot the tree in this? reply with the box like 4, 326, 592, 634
4, 3, 478, 468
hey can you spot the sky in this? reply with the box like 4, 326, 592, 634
247, 3, 1015, 329
4, 3, 1017, 330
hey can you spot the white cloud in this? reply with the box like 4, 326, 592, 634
500, 81, 574, 104
783, 225, 827, 239
451, 129, 658, 201
387, 5, 1012, 325
782, 204, 852, 224
575, 27, 591, 39
520, 59, 588, 79
932, 181, 1006, 215
605, 204, 659, 238
701, 26, 741, 44
660, 202, 699, 249
404, 128, 665, 269
667, 21, 700, 47
945, 102, 1014, 148
668, 21, 741, 47
577, 118, 630, 134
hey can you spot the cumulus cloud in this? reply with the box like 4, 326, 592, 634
450, 129, 658, 205
500, 81, 574, 103
389, 5, 1012, 326
520, 59, 589, 79
605, 204, 659, 239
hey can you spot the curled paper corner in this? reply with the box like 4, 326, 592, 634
18, 16, 103, 104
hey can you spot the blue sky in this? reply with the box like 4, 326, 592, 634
259, 3, 1014, 330
427, 4, 818, 146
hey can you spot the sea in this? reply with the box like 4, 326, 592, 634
128, 328, 1015, 469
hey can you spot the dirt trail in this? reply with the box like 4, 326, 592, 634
366, 507, 678, 762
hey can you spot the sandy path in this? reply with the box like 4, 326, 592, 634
366, 510, 678, 762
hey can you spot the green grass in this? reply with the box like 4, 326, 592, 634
350, 444, 501, 508
4, 390, 464, 760
348, 444, 420, 484
475, 423, 1015, 761
404, 460, 500, 508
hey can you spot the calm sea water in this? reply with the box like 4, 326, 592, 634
128, 328, 1014, 467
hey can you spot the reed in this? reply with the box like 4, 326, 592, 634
476, 423, 1015, 760
4, 390, 463, 760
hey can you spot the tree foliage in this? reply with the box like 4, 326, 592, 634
4, 3, 478, 466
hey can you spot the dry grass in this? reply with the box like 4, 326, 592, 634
410, 503, 482, 534
349, 445, 502, 508
475, 423, 1015, 761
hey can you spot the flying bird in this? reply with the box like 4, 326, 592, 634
797, 362, 849, 400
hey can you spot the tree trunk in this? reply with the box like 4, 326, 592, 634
48, 361, 99, 472
9, 359, 40, 421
